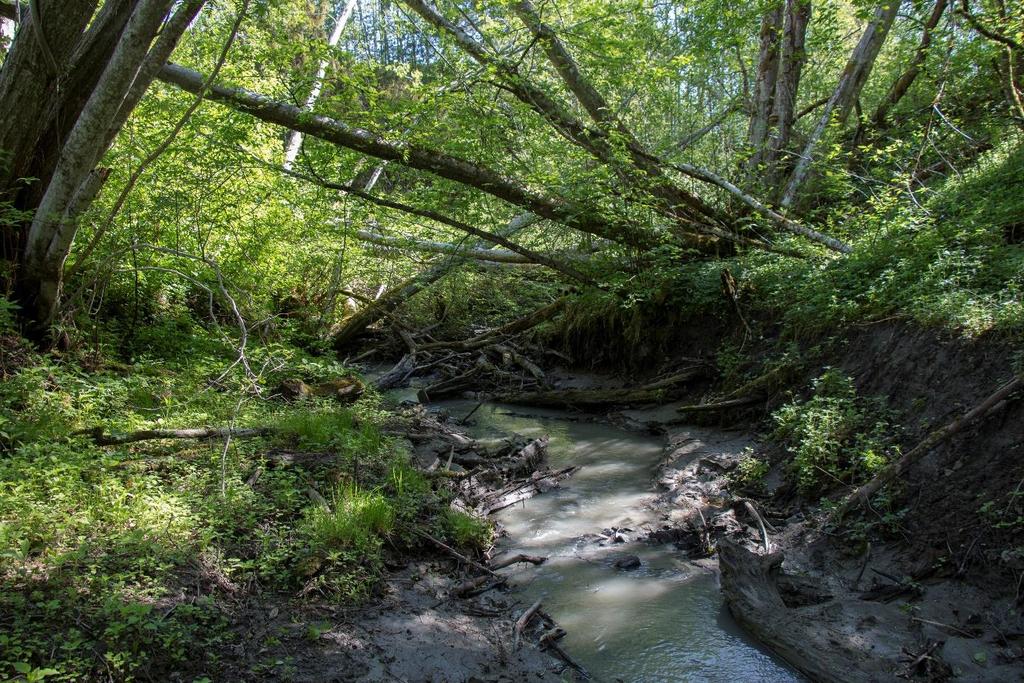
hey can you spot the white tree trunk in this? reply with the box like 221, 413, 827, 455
282, 0, 358, 169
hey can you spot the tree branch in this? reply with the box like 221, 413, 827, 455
156, 62, 650, 249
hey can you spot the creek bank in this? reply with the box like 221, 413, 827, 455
606, 321, 1024, 682
213, 404, 580, 682
358, 314, 1024, 682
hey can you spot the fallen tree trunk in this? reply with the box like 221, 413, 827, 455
494, 366, 709, 408
833, 373, 1022, 521
476, 464, 579, 515
332, 213, 537, 349
510, 0, 849, 254
157, 63, 652, 248
356, 229, 536, 263
416, 359, 490, 402
419, 297, 567, 352
718, 539, 905, 682
675, 396, 762, 413
80, 425, 275, 446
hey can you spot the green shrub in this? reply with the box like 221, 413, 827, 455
772, 369, 894, 496
731, 449, 770, 492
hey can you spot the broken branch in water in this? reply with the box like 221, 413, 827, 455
513, 598, 543, 650
490, 553, 547, 570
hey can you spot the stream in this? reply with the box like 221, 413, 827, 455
428, 398, 800, 682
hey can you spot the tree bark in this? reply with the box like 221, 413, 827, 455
0, 0, 98, 197
64, 0, 209, 279
780, 0, 901, 208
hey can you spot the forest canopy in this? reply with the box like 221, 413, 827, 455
0, 0, 1020, 343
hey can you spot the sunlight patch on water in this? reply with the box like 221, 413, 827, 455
433, 400, 800, 682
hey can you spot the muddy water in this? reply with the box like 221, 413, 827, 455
434, 399, 800, 683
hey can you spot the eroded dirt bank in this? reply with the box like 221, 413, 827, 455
607, 321, 1024, 682
212, 407, 576, 682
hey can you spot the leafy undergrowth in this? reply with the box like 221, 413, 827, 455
0, 327, 486, 681
553, 138, 1024, 373
739, 138, 1024, 340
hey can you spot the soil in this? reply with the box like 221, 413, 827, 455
215, 566, 560, 682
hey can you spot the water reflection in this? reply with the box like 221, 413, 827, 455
437, 400, 800, 683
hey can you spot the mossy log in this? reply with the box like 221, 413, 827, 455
277, 376, 365, 402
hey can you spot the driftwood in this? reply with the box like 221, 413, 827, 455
833, 373, 1022, 521
417, 530, 500, 578
513, 598, 543, 650
504, 436, 549, 476
452, 574, 505, 597
80, 426, 275, 446
417, 359, 488, 402
306, 486, 330, 509
374, 353, 418, 391
541, 637, 590, 679
718, 539, 906, 682
490, 553, 547, 570
476, 464, 578, 516
537, 627, 567, 648
495, 366, 708, 409
739, 499, 771, 554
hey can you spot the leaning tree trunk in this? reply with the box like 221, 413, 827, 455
779, 0, 900, 208
157, 62, 652, 249
0, 0, 205, 333
21, 0, 177, 326
331, 213, 537, 349
872, 0, 947, 128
